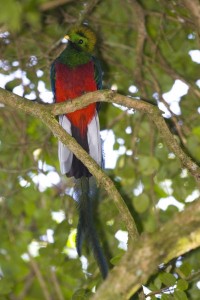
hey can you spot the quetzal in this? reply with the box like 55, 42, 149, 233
50, 25, 108, 279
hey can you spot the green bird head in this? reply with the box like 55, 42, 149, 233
65, 25, 97, 53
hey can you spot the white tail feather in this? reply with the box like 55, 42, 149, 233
58, 115, 73, 174
87, 113, 102, 167
58, 113, 102, 175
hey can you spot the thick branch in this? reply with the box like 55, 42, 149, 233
182, 0, 200, 36
51, 90, 200, 180
0, 87, 139, 241
43, 116, 139, 240
0, 88, 200, 182
91, 199, 200, 300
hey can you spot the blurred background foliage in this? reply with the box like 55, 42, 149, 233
0, 0, 200, 299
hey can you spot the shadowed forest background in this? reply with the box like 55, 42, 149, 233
0, 0, 200, 299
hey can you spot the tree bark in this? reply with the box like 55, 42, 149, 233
1, 88, 199, 181
91, 199, 200, 300
182, 0, 200, 36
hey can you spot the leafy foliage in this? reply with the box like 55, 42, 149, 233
0, 0, 200, 299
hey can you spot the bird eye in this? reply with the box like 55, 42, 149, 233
78, 39, 83, 44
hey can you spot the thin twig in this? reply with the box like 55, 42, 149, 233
28, 252, 52, 300
50, 268, 65, 300
18, 272, 35, 300
40, 0, 73, 11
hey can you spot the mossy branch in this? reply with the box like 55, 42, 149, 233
0, 87, 139, 241
1, 88, 199, 180
1, 87, 200, 238
91, 199, 200, 300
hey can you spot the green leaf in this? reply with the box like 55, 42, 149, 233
72, 289, 86, 300
143, 213, 157, 233
138, 155, 160, 175
150, 296, 157, 300
174, 290, 188, 300
0, 0, 22, 31
154, 276, 162, 289
192, 126, 200, 137
72, 289, 92, 300
154, 184, 168, 198
5, 79, 22, 92
187, 136, 200, 160
133, 193, 150, 213
0, 278, 14, 295
177, 262, 192, 278
159, 272, 176, 286
161, 294, 172, 300
110, 254, 123, 266
113, 141, 120, 150
54, 220, 70, 248
176, 279, 188, 291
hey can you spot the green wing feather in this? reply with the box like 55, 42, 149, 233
92, 55, 102, 111
50, 61, 56, 101
92, 55, 102, 90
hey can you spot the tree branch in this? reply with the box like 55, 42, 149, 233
91, 199, 200, 300
182, 0, 200, 36
50, 90, 200, 180
1, 87, 200, 180
40, 0, 73, 11
28, 253, 52, 300
129, 0, 147, 94
0, 87, 139, 241
1, 87, 200, 239
50, 268, 65, 300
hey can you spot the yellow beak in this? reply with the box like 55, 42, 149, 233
64, 35, 70, 40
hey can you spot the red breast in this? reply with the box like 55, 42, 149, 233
55, 61, 97, 136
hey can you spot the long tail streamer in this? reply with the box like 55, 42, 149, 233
74, 177, 108, 279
